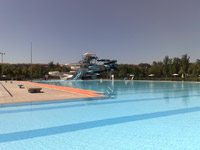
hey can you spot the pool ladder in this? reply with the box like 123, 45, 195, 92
105, 86, 114, 96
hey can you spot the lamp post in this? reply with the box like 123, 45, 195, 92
0, 52, 5, 77
0, 52, 5, 64
30, 42, 32, 82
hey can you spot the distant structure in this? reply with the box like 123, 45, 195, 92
49, 52, 117, 80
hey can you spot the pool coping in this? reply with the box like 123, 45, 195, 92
0, 81, 105, 105
21, 81, 105, 97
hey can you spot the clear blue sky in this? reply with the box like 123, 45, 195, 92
0, 0, 200, 64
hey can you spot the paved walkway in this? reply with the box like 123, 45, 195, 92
0, 81, 104, 104
0, 82, 11, 98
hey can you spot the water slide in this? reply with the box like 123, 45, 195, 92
60, 74, 74, 80
73, 71, 83, 80
49, 71, 74, 80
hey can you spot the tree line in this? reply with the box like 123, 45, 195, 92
0, 61, 70, 80
1, 54, 200, 81
113, 54, 200, 80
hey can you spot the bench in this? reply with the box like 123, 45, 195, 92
18, 85, 24, 88
28, 87, 42, 93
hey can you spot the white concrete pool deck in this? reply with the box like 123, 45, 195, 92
0, 81, 104, 104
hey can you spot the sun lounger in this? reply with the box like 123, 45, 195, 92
18, 85, 24, 88
28, 87, 42, 93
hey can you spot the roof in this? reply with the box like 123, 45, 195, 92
83, 52, 95, 56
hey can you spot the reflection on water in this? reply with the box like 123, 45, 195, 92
37, 80, 200, 106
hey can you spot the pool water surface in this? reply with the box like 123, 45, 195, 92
0, 80, 200, 150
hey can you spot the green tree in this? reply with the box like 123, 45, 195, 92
14, 67, 22, 79
148, 61, 163, 77
48, 61, 55, 70
22, 68, 30, 78
180, 54, 190, 75
188, 64, 198, 76
171, 57, 181, 74
163, 56, 170, 77
196, 59, 200, 75
138, 63, 150, 76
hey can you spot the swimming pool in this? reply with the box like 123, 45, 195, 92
1, 80, 200, 150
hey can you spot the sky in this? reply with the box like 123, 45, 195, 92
0, 0, 200, 64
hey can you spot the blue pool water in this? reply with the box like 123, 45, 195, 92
1, 80, 200, 150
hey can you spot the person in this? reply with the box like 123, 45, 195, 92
131, 76, 134, 80
112, 74, 114, 80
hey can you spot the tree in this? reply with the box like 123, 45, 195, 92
148, 61, 163, 77
48, 61, 55, 70
188, 64, 198, 76
171, 57, 181, 74
180, 54, 190, 75
138, 63, 151, 76
196, 59, 200, 75
163, 56, 170, 77
22, 68, 30, 78
14, 67, 22, 79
